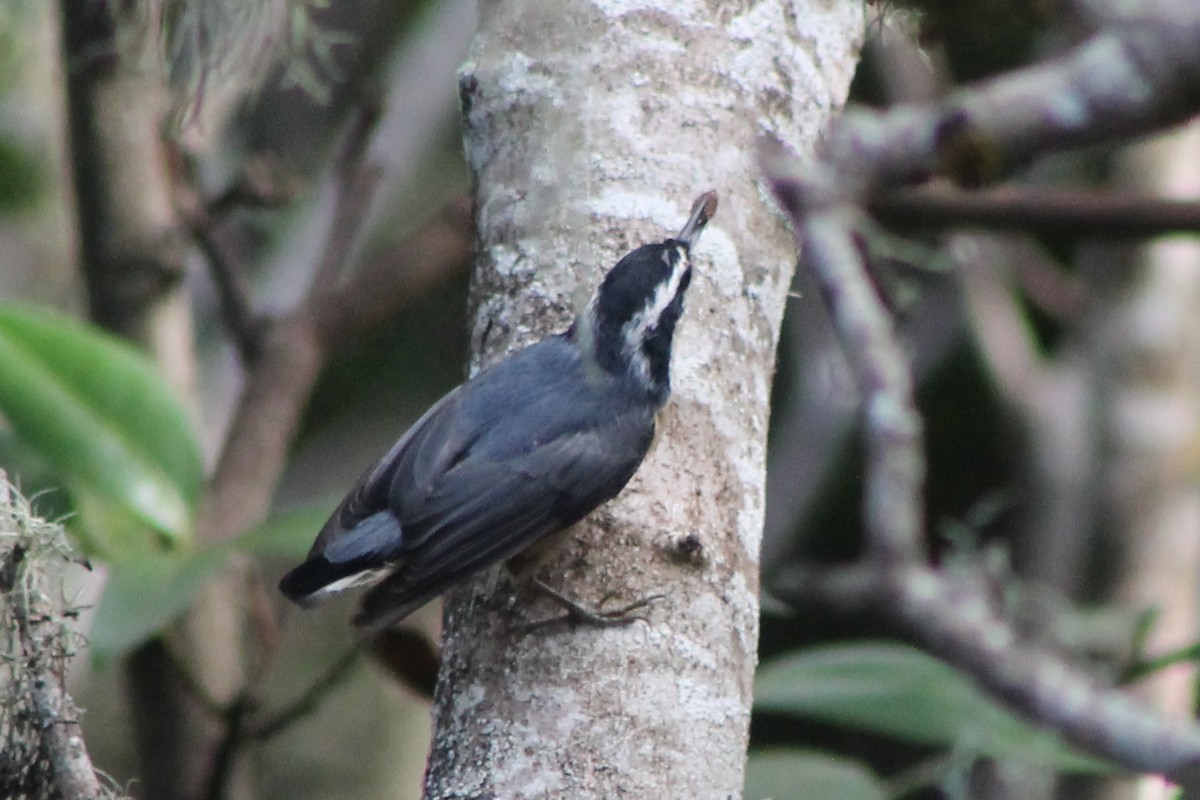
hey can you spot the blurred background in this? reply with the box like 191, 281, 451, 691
2, 1, 1199, 799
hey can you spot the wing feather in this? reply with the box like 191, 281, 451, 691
281, 337, 657, 623
353, 425, 651, 630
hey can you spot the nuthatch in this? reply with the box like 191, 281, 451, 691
280, 191, 717, 631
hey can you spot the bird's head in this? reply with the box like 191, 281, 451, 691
578, 191, 717, 405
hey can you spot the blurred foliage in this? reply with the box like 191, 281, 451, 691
0, 304, 203, 552
0, 0, 454, 797
160, 0, 364, 129
242, 0, 431, 172
745, 748, 889, 800
0, 0, 39, 93
90, 546, 228, 664
0, 135, 44, 213
755, 642, 1112, 776
90, 502, 334, 663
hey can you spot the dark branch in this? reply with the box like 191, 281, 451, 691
187, 211, 263, 364
309, 95, 386, 295
871, 187, 1200, 239
249, 646, 362, 741
179, 158, 301, 365
202, 693, 255, 800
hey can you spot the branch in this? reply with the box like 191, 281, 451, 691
186, 208, 263, 363
1, 477, 110, 800
763, 141, 926, 566
824, 8, 1200, 190
248, 646, 362, 741
182, 159, 301, 364
771, 563, 1200, 789
760, 4, 1200, 787
871, 187, 1200, 239
199, 194, 472, 547
309, 95, 385, 294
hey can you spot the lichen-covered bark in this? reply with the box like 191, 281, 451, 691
423, 3, 864, 798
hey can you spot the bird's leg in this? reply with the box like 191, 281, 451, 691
524, 578, 664, 629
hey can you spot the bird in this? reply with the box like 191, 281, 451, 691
279, 190, 718, 632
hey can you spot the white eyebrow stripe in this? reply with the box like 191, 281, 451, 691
620, 245, 690, 356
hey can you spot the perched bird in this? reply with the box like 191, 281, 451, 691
279, 191, 718, 631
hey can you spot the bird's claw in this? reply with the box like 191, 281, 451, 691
521, 579, 665, 631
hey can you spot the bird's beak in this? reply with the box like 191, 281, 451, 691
677, 190, 719, 246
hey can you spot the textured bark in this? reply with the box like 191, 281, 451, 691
423, 3, 864, 798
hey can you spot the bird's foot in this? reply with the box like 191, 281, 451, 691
523, 578, 664, 630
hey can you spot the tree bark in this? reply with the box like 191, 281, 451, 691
423, 3, 864, 798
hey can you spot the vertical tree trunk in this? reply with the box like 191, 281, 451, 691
424, 3, 864, 797
59, 4, 243, 799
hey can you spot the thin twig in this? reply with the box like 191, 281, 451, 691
160, 638, 226, 719
189, 214, 263, 363
202, 692, 254, 800
1121, 641, 1200, 685
178, 157, 303, 364
308, 94, 385, 295
248, 646, 362, 741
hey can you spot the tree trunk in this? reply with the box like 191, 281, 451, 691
58, 4, 243, 799
423, 3, 864, 798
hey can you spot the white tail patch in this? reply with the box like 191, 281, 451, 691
294, 566, 392, 608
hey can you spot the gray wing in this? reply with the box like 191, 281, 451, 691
277, 385, 475, 606
353, 420, 653, 631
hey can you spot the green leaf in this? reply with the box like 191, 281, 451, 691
0, 134, 44, 212
755, 641, 1114, 773
744, 749, 887, 800
90, 547, 229, 664
0, 304, 203, 550
86, 502, 334, 662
